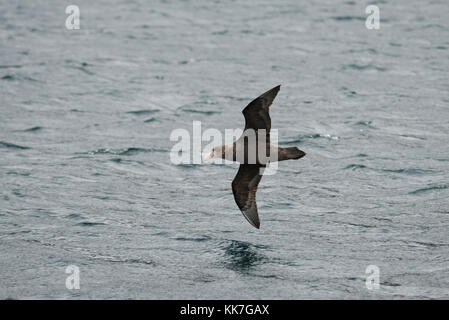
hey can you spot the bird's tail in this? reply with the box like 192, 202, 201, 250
278, 147, 306, 161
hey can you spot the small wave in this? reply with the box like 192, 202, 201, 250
282, 133, 339, 144
354, 120, 376, 129
340, 86, 357, 97
119, 147, 165, 155
411, 241, 449, 248
342, 64, 387, 72
332, 16, 365, 22
78, 250, 156, 266
74, 66, 94, 75
87, 148, 115, 155
381, 281, 401, 287
1, 75, 14, 81
120, 257, 155, 265
66, 213, 84, 220
421, 24, 446, 30
21, 126, 43, 132
409, 184, 449, 195
175, 236, 211, 242
383, 168, 436, 175
126, 109, 160, 115
399, 134, 426, 141
178, 58, 196, 64
0, 141, 30, 150
181, 108, 221, 115
152, 58, 170, 64
25, 239, 55, 247
108, 158, 146, 167
6, 170, 30, 176
144, 117, 158, 123
344, 164, 367, 170
336, 221, 375, 228
66, 61, 95, 75
355, 153, 368, 158
1, 74, 38, 82
87, 147, 167, 155
333, 16, 390, 23
211, 30, 229, 35
100, 255, 156, 265
390, 42, 402, 47
240, 29, 265, 35
76, 221, 106, 226
174, 163, 202, 169
0, 64, 22, 69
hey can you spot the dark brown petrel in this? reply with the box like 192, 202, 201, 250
204, 85, 306, 229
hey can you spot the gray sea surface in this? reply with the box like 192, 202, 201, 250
1, 0, 448, 299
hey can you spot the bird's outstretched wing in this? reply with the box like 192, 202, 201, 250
232, 164, 265, 229
232, 86, 280, 228
242, 85, 280, 134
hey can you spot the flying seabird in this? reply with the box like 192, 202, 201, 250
204, 85, 306, 229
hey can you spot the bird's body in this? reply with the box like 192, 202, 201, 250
204, 85, 306, 229
215, 141, 304, 164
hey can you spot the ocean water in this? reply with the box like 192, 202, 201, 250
1, 0, 448, 299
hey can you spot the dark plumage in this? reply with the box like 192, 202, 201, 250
205, 85, 306, 228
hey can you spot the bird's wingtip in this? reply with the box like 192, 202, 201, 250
249, 220, 260, 229
241, 207, 261, 229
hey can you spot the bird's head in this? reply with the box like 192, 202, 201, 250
203, 145, 224, 162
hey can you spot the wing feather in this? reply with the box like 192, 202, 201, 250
242, 85, 280, 133
231, 164, 264, 228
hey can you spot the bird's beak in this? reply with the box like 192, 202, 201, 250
203, 151, 213, 162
